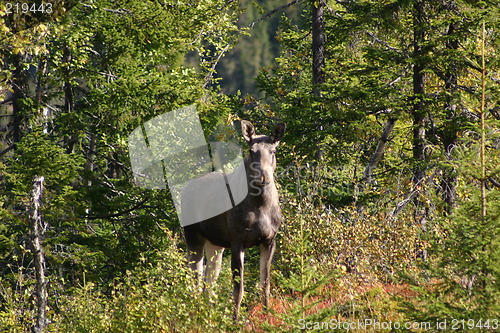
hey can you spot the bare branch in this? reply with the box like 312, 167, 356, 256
80, 68, 119, 79
203, 44, 231, 91
86, 198, 149, 220
489, 177, 500, 188
384, 66, 412, 88
248, 0, 305, 29
389, 170, 438, 220
362, 117, 397, 183
0, 145, 15, 158
82, 4, 131, 15
365, 30, 400, 53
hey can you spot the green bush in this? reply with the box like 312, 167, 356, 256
50, 230, 237, 332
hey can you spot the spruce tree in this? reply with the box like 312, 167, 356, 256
402, 19, 500, 327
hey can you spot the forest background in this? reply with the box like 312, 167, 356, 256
0, 0, 499, 332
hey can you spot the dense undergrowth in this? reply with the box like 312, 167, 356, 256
4, 161, 496, 332
0, 204, 422, 333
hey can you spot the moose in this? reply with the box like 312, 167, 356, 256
182, 120, 285, 319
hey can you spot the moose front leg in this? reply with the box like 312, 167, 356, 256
231, 247, 245, 320
184, 228, 206, 288
204, 241, 224, 290
260, 239, 276, 308
186, 246, 204, 287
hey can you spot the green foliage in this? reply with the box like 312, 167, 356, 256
402, 107, 500, 326
0, 131, 84, 282
403, 187, 500, 325
401, 14, 500, 325
1, 2, 245, 328
3, 130, 82, 193
51, 231, 235, 332
266, 203, 338, 332
0, 230, 237, 332
0, 273, 36, 333
276, 154, 423, 281
0, 0, 499, 331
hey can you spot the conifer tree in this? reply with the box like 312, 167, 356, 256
403, 18, 500, 325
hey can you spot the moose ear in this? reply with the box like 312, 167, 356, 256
241, 120, 256, 143
271, 123, 286, 144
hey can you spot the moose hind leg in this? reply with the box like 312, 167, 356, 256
260, 240, 276, 308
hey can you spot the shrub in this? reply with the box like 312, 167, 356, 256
51, 230, 237, 332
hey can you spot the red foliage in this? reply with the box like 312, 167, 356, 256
244, 282, 418, 332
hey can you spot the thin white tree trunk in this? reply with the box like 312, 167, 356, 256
29, 176, 48, 333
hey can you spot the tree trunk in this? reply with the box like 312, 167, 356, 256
36, 58, 50, 134
412, 0, 428, 259
480, 20, 487, 220
412, 0, 426, 181
312, 0, 325, 96
311, 0, 326, 158
63, 46, 76, 154
11, 54, 27, 144
29, 176, 48, 333
441, 20, 460, 215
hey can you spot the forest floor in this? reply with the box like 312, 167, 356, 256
244, 277, 421, 332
